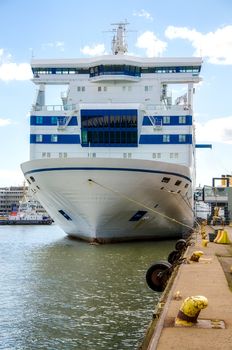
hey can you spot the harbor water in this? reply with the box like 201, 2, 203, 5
0, 225, 175, 350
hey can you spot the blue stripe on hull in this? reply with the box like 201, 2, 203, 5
139, 134, 192, 144
24, 166, 192, 182
142, 115, 192, 126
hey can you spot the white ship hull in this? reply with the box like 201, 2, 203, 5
21, 158, 194, 242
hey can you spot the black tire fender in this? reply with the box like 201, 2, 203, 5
167, 250, 181, 264
175, 239, 187, 251
146, 260, 172, 292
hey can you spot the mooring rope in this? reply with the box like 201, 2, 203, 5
88, 179, 195, 230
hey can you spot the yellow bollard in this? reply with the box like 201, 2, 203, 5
202, 239, 209, 247
215, 230, 231, 244
175, 295, 208, 326
190, 251, 204, 262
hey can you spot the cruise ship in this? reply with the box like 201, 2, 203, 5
21, 22, 202, 242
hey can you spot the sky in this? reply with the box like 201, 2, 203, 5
0, 0, 231, 188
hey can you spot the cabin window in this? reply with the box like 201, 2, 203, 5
77, 86, 85, 92
30, 176, 35, 182
170, 152, 179, 159
152, 153, 161, 159
163, 116, 170, 124
179, 134, 186, 142
51, 117, 57, 125
51, 135, 58, 142
36, 116, 43, 124
179, 116, 186, 124
163, 135, 170, 143
36, 134, 43, 142
185, 183, 189, 188
144, 85, 152, 92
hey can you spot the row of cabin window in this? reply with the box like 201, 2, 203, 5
153, 152, 179, 159
145, 116, 188, 124
77, 86, 161, 92
34, 134, 188, 143
39, 152, 180, 160
42, 152, 67, 158
35, 115, 187, 126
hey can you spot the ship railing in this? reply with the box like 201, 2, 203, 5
32, 103, 77, 112
57, 115, 73, 130
146, 104, 190, 112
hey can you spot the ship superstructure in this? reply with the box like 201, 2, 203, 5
21, 22, 202, 242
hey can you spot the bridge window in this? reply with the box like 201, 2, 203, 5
89, 65, 141, 78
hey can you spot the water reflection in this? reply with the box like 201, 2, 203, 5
0, 225, 175, 349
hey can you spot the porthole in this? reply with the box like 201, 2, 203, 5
161, 177, 170, 183
175, 180, 182, 186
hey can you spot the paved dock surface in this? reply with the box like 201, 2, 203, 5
146, 226, 232, 350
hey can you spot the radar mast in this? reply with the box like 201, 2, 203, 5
111, 21, 129, 55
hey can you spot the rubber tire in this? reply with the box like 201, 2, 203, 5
175, 239, 187, 251
167, 250, 181, 264
146, 260, 172, 292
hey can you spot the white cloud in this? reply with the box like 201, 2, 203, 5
196, 115, 232, 144
80, 44, 107, 56
0, 63, 32, 81
133, 9, 153, 21
136, 31, 167, 57
0, 118, 12, 126
0, 48, 32, 81
165, 25, 232, 65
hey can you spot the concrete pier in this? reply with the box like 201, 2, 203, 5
141, 226, 232, 350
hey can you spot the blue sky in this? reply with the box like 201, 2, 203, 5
0, 0, 231, 187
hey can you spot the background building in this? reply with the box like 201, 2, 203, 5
0, 185, 48, 215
